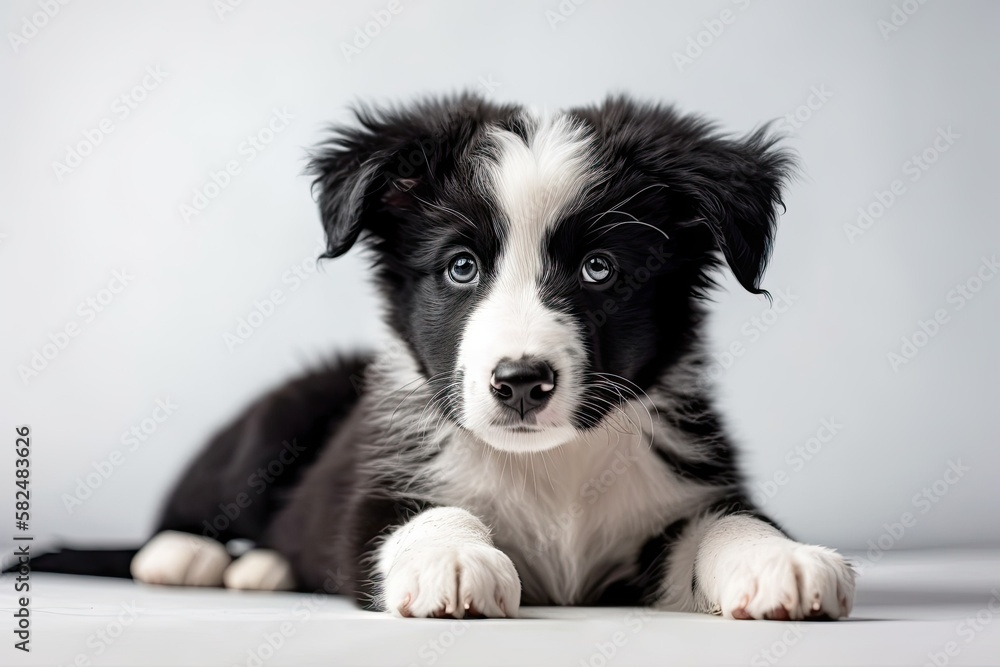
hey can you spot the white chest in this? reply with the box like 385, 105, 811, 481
423, 429, 708, 604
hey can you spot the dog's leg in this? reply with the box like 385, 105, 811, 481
154, 356, 369, 545
376, 507, 521, 618
657, 513, 856, 620
131, 357, 368, 590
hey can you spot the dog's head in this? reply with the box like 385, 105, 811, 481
310, 94, 792, 453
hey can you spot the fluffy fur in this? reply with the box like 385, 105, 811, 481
80, 94, 856, 620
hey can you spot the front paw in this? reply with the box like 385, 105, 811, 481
718, 542, 856, 620
382, 544, 521, 619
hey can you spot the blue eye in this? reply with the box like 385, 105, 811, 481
581, 253, 615, 285
448, 253, 479, 284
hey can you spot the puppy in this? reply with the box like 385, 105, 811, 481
127, 94, 855, 620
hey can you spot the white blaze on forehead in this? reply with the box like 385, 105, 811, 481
456, 113, 595, 451
487, 113, 595, 253
483, 112, 595, 332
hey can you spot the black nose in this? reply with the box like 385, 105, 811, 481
490, 358, 556, 417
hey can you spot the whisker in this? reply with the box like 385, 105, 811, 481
592, 218, 670, 243
584, 375, 657, 440
577, 396, 638, 436
586, 386, 642, 435
416, 381, 461, 442
585, 183, 671, 228
539, 449, 556, 492
384, 372, 449, 430
408, 192, 478, 232
591, 372, 660, 424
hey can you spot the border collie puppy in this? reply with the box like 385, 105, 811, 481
126, 94, 855, 620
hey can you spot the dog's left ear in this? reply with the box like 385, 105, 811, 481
582, 98, 793, 296
674, 127, 795, 297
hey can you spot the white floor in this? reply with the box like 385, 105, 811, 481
5, 549, 1000, 666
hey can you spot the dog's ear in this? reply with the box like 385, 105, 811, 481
308, 95, 503, 259
308, 111, 432, 259
674, 127, 794, 297
588, 99, 794, 296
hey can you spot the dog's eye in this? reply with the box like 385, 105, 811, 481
448, 253, 479, 284
581, 253, 615, 285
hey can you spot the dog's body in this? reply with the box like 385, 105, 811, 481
126, 95, 855, 620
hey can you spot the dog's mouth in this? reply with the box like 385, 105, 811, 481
468, 411, 578, 453
495, 424, 543, 433
489, 413, 541, 429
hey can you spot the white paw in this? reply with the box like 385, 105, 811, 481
131, 531, 231, 587
223, 549, 295, 591
383, 544, 521, 619
718, 542, 856, 620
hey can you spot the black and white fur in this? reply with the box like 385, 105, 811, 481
125, 94, 855, 620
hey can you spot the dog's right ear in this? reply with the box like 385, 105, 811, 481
307, 116, 421, 259
308, 95, 499, 259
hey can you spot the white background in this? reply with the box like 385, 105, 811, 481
2, 0, 997, 552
